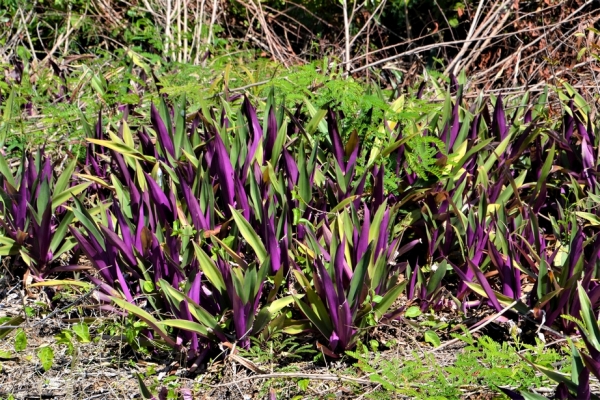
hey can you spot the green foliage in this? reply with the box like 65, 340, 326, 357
240, 329, 317, 364
72, 322, 91, 343
55, 322, 93, 354
347, 334, 564, 398
37, 346, 54, 371
405, 135, 446, 179
14, 329, 27, 352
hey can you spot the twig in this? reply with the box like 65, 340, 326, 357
19, 7, 37, 61
32, 284, 101, 327
461, 5, 512, 74
430, 300, 518, 353
206, 0, 219, 64
165, 0, 173, 58
342, 0, 351, 72
348, 0, 387, 49
193, 0, 207, 64
349, 20, 582, 74
41, 9, 88, 64
472, 0, 595, 80
445, 0, 485, 75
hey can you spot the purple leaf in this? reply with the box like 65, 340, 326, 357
262, 202, 281, 273
497, 387, 524, 400
372, 165, 384, 212
283, 148, 299, 186
265, 107, 277, 161
327, 109, 346, 173
212, 131, 236, 213
144, 171, 173, 222
553, 382, 572, 400
178, 174, 209, 231
151, 103, 175, 158
100, 226, 137, 267
316, 259, 340, 331
337, 301, 354, 350
576, 366, 590, 400
242, 96, 263, 180
234, 176, 251, 221
355, 206, 370, 265
581, 352, 600, 382
467, 259, 503, 312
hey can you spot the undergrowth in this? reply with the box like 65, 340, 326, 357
346, 333, 565, 399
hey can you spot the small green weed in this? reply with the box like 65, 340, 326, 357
55, 321, 92, 354
240, 328, 316, 365
347, 333, 565, 399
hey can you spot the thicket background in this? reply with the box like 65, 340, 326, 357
1, 0, 598, 89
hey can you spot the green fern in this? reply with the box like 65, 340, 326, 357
405, 135, 446, 179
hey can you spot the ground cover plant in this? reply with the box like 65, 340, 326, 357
2, 47, 600, 398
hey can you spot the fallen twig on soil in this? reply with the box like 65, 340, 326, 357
430, 300, 518, 353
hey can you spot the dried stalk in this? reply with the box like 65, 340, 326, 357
472, 0, 595, 81
177, 0, 182, 62
445, 0, 485, 75
343, 0, 351, 71
460, 5, 512, 73
165, 0, 173, 57
183, 0, 189, 62
205, 0, 219, 65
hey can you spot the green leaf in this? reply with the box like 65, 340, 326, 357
297, 145, 311, 207
72, 197, 106, 251
292, 295, 332, 340
251, 307, 272, 336
14, 329, 27, 352
136, 373, 154, 399
482, 132, 512, 174
72, 323, 91, 343
268, 295, 299, 314
50, 211, 75, 255
86, 138, 156, 162
174, 93, 188, 158
405, 306, 422, 318
374, 281, 407, 320
534, 143, 555, 196
158, 319, 209, 337
426, 260, 448, 297
29, 280, 94, 289
368, 201, 388, 244
575, 211, 600, 226
52, 182, 92, 210
0, 243, 20, 256
158, 279, 221, 332
577, 282, 600, 350
229, 206, 268, 264
0, 316, 24, 340
0, 153, 15, 188
111, 297, 176, 347
0, 349, 14, 359
0, 88, 16, 147
54, 157, 77, 196
347, 244, 372, 308
424, 330, 441, 347
304, 105, 327, 137
193, 242, 226, 294
37, 346, 54, 371
231, 267, 249, 304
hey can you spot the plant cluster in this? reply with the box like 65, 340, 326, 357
4, 54, 600, 398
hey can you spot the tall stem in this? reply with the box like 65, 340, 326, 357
343, 0, 351, 72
